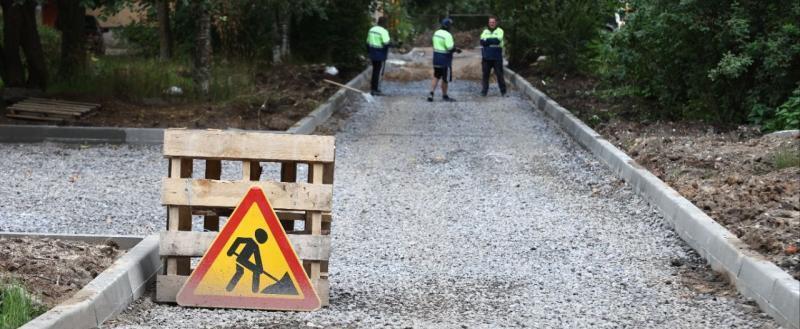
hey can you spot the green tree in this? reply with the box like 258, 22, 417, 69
607, 0, 800, 124
493, 0, 616, 72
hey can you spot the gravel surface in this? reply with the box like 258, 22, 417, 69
1, 81, 779, 328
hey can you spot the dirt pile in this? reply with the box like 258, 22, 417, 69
0, 237, 122, 307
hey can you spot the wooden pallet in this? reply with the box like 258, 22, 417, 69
156, 129, 336, 307
5, 97, 100, 122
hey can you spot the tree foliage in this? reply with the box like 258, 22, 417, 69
493, 0, 616, 72
605, 0, 800, 125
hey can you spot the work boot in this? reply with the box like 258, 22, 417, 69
480, 91, 488, 97
442, 95, 456, 102
371, 90, 384, 96
427, 91, 434, 102
501, 90, 507, 97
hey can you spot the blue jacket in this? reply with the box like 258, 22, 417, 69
480, 27, 504, 61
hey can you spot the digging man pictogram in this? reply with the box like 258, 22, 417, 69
225, 228, 298, 295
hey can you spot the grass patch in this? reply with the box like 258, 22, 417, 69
0, 281, 45, 329
773, 148, 800, 170
47, 56, 256, 103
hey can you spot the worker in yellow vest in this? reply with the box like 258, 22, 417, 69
366, 17, 392, 96
480, 15, 506, 97
428, 18, 461, 102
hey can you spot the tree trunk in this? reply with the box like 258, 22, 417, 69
1, 0, 26, 87
280, 12, 290, 58
156, 0, 173, 61
19, 0, 47, 89
272, 10, 281, 64
192, 2, 212, 97
57, 0, 87, 79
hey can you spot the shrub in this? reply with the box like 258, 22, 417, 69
606, 0, 800, 123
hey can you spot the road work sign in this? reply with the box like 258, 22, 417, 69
176, 187, 321, 311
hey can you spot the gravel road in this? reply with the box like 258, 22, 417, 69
1, 80, 779, 328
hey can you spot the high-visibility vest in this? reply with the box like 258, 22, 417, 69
480, 27, 504, 60
366, 26, 391, 61
432, 29, 454, 67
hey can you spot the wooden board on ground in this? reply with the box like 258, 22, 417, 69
5, 97, 101, 122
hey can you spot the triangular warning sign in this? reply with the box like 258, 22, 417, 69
176, 186, 321, 311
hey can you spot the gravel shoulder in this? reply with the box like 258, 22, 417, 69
105, 81, 778, 328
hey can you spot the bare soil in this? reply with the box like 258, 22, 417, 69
0, 237, 122, 307
518, 65, 800, 280
0, 65, 353, 131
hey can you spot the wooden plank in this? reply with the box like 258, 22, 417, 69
12, 102, 93, 113
8, 108, 74, 117
10, 104, 87, 115
27, 97, 101, 107
159, 231, 331, 261
161, 178, 333, 211
156, 274, 329, 305
5, 114, 64, 122
167, 158, 192, 276
318, 278, 330, 306
163, 129, 336, 163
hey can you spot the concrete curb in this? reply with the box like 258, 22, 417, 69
0, 125, 164, 144
505, 67, 799, 329
12, 234, 161, 329
287, 67, 371, 134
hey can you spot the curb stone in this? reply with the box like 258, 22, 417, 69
4, 234, 161, 329
504, 67, 799, 329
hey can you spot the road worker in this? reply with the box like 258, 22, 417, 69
366, 16, 392, 96
480, 15, 506, 97
427, 18, 461, 102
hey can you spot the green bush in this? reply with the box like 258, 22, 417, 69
606, 0, 800, 123
494, 0, 617, 72
764, 86, 800, 131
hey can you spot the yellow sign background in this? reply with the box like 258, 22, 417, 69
193, 203, 304, 299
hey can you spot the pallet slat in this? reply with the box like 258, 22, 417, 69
27, 97, 101, 107
159, 231, 331, 261
4, 114, 65, 122
12, 103, 94, 113
163, 129, 336, 163
10, 106, 85, 117
161, 178, 333, 211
